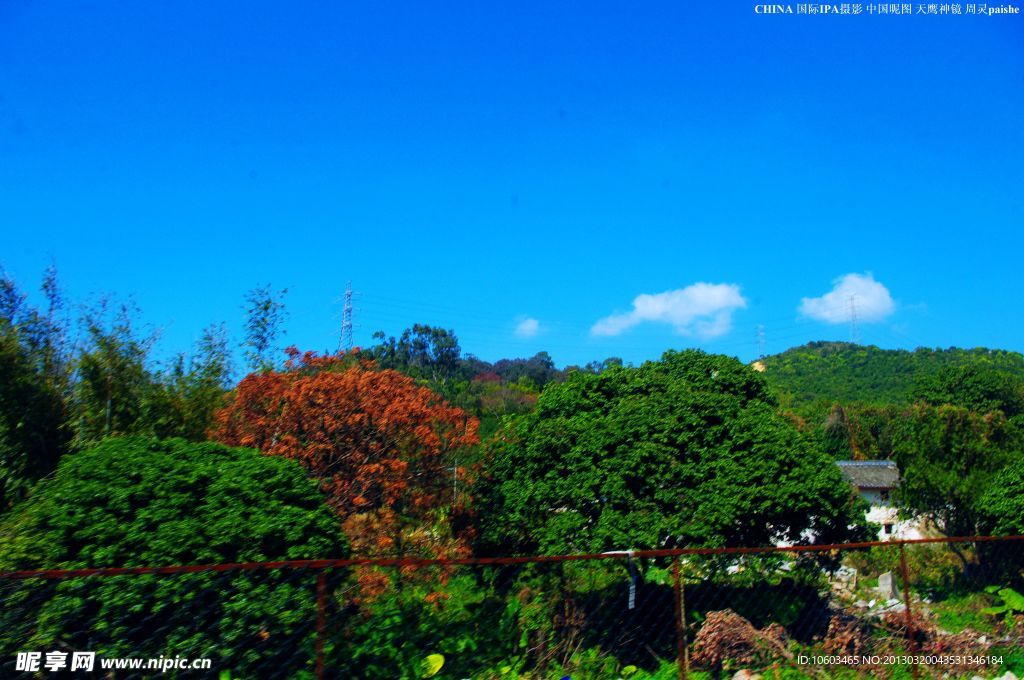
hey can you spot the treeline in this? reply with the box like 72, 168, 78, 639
0, 268, 620, 511
367, 324, 622, 438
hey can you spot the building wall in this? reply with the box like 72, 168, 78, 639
860, 489, 885, 506
858, 488, 925, 540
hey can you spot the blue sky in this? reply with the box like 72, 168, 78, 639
1, 2, 1022, 369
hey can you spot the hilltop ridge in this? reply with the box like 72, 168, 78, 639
759, 341, 1024, 408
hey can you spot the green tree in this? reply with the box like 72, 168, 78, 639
580, 356, 625, 374
453, 374, 539, 443
890, 404, 1023, 537
72, 299, 155, 446
242, 284, 288, 371
477, 350, 870, 556
0, 269, 72, 510
976, 460, 1024, 584
0, 437, 347, 678
841, 404, 902, 460
979, 459, 1024, 536
820, 403, 854, 459
145, 323, 233, 440
370, 324, 462, 390
0, 327, 68, 511
12, 264, 73, 387
491, 351, 562, 388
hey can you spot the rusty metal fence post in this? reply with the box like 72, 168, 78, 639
315, 568, 327, 680
897, 543, 918, 679
672, 556, 689, 680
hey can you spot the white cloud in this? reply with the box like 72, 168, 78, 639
799, 273, 894, 324
591, 283, 747, 338
515, 317, 540, 338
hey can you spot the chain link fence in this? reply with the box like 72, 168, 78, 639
1, 536, 1022, 678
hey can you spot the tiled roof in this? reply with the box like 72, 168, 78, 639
836, 460, 900, 489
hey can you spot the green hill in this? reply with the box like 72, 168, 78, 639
760, 341, 1024, 409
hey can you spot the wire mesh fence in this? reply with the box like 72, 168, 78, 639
1, 536, 1022, 678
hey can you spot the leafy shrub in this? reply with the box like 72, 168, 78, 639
0, 437, 347, 678
981, 586, 1024, 624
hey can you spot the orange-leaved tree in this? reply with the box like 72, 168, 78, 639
212, 348, 479, 559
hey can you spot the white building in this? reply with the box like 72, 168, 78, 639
836, 460, 925, 540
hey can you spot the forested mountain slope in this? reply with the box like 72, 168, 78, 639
760, 341, 1024, 408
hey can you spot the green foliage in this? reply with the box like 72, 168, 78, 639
73, 300, 235, 445
0, 270, 71, 511
490, 352, 563, 389
145, 323, 233, 440
243, 284, 288, 371
912, 363, 1024, 417
890, 404, 1023, 536
992, 646, 1024, 676
845, 543, 966, 596
833, 403, 903, 460
451, 376, 538, 444
484, 559, 680, 676
979, 459, 1024, 536
761, 342, 1024, 410
929, 591, 1002, 635
0, 437, 347, 677
368, 325, 558, 461
0, 329, 68, 511
473, 654, 679, 679
820, 404, 855, 458
72, 299, 156, 446
981, 586, 1024, 620
370, 324, 563, 404
478, 350, 870, 556
336, 570, 512, 678
0, 436, 346, 568
370, 324, 463, 392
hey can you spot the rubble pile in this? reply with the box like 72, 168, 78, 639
822, 613, 872, 656
691, 609, 792, 670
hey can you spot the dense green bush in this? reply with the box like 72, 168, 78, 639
0, 437, 347, 678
